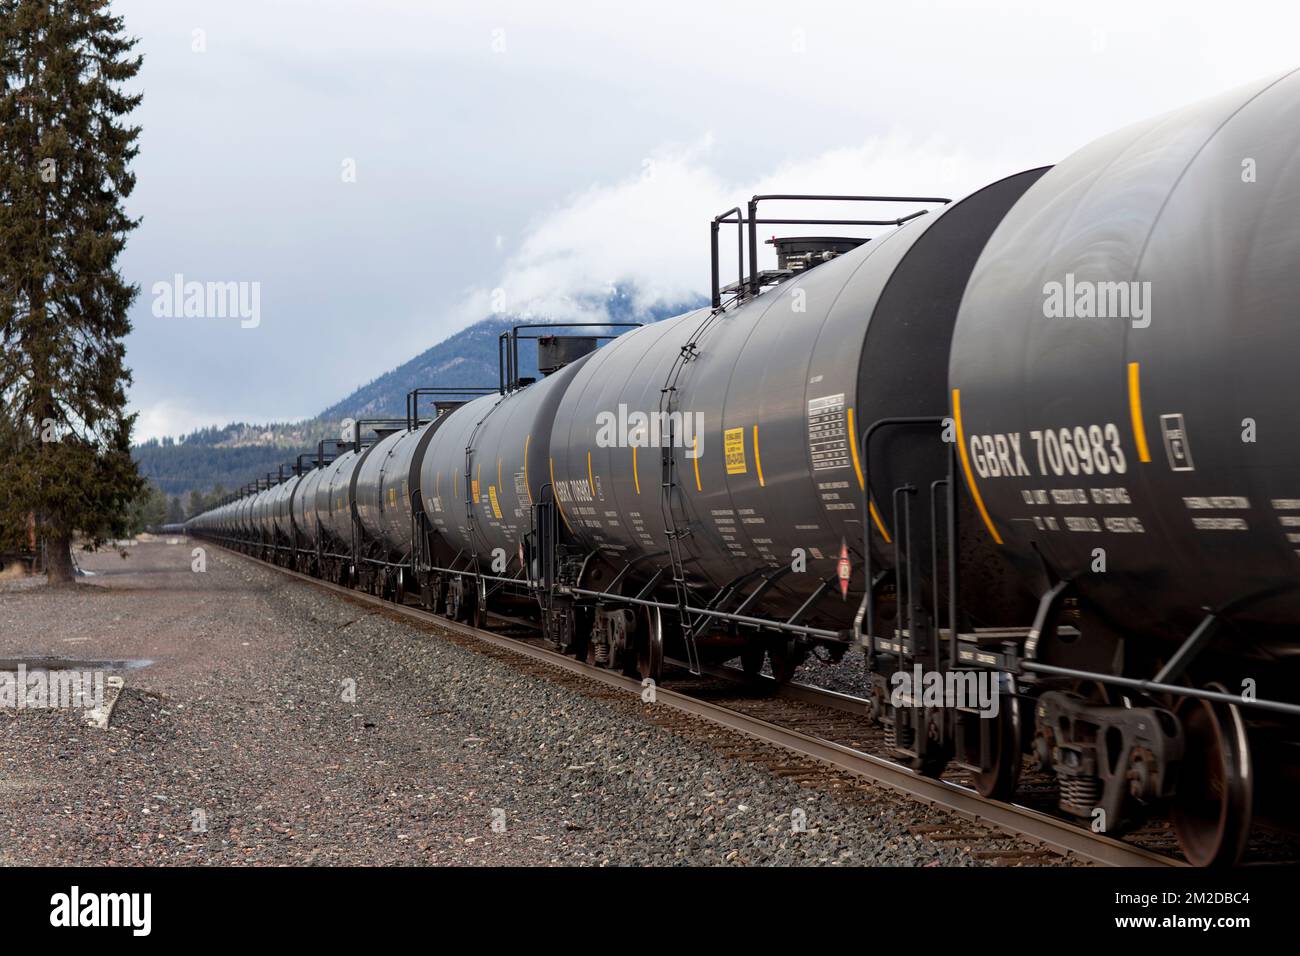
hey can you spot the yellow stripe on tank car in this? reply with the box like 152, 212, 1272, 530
693, 435, 702, 492
587, 450, 595, 496
951, 388, 1003, 545
632, 446, 641, 495
1127, 361, 1152, 463
848, 406, 891, 543
752, 425, 765, 488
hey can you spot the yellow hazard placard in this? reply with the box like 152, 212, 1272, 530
724, 427, 747, 475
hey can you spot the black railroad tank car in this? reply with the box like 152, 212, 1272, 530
549, 170, 1047, 673
418, 364, 587, 563
951, 69, 1300, 661
947, 69, 1300, 865
415, 342, 599, 623
354, 427, 428, 560
350, 403, 467, 600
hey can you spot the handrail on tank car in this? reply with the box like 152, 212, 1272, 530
295, 452, 334, 475
498, 322, 642, 394
316, 438, 352, 471
404, 386, 497, 431
351, 418, 410, 455
710, 194, 953, 310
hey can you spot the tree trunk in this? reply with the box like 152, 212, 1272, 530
45, 531, 76, 585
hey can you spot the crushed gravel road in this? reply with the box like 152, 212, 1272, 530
0, 539, 1050, 866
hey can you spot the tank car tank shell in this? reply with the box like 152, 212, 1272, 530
234, 495, 249, 539
260, 487, 279, 540
258, 485, 276, 539
251, 488, 269, 540
254, 489, 273, 541
315, 450, 363, 548
272, 474, 301, 542
248, 489, 270, 540
242, 492, 256, 539
354, 417, 449, 559
949, 68, 1300, 653
294, 465, 328, 548
418, 357, 594, 568
547, 170, 1045, 629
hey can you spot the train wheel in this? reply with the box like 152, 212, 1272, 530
914, 746, 951, 779
568, 606, 593, 661
740, 641, 766, 683
466, 577, 485, 629
445, 579, 461, 619
393, 569, 405, 605
768, 638, 806, 684
1171, 684, 1253, 867
636, 607, 664, 683
608, 610, 638, 677
972, 691, 1022, 800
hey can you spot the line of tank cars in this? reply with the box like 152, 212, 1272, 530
189, 73, 1300, 865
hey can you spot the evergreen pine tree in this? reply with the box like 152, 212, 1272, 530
0, 0, 144, 582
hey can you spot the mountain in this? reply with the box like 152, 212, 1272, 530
318, 315, 524, 422
319, 290, 697, 422
132, 420, 335, 501
133, 291, 704, 507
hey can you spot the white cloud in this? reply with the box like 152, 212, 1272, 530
464, 133, 1024, 325
132, 400, 236, 443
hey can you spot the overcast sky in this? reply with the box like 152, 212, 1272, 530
113, 0, 1300, 440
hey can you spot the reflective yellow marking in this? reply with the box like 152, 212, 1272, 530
868, 500, 891, 543
847, 406, 866, 489
693, 436, 702, 492
752, 426, 765, 487
523, 435, 532, 505
724, 427, 746, 475
549, 457, 573, 532
587, 450, 595, 496
435, 471, 440, 498
849, 407, 891, 543
1127, 361, 1152, 463
497, 457, 503, 492
952, 388, 1003, 545
632, 446, 641, 495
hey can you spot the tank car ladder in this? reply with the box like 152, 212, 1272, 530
658, 309, 725, 675
461, 396, 506, 574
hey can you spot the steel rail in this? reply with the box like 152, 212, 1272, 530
218, 544, 1181, 868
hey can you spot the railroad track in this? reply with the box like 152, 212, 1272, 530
226, 546, 1183, 867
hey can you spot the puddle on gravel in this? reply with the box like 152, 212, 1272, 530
0, 657, 154, 672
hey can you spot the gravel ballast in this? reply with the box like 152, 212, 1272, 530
0, 539, 1038, 866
